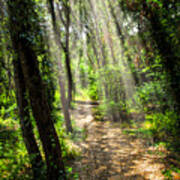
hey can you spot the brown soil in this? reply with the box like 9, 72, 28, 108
71, 104, 170, 180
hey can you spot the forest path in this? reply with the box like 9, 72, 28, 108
71, 103, 166, 180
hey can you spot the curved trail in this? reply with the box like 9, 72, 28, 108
71, 103, 166, 180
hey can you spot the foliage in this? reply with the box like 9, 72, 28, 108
0, 102, 80, 179
0, 0, 179, 178
0, 113, 33, 180
92, 106, 105, 121
162, 165, 180, 180
135, 80, 168, 112
145, 111, 180, 148
87, 70, 99, 101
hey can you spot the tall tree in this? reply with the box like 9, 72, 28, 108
48, 0, 73, 133
13, 59, 44, 179
57, 0, 74, 106
1, 2, 43, 178
7, 0, 66, 179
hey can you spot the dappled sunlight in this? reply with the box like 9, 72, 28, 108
71, 103, 167, 180
0, 0, 179, 179
71, 104, 94, 128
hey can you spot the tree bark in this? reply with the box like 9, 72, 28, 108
64, 1, 74, 106
48, 0, 73, 133
52, 0, 74, 106
13, 59, 44, 179
7, 0, 66, 179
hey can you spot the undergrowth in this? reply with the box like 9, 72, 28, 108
0, 102, 80, 180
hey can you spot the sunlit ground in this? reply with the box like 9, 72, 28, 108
71, 103, 171, 180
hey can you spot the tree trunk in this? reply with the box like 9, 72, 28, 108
58, 62, 73, 133
7, 0, 66, 179
48, 0, 73, 133
19, 44, 66, 180
65, 47, 73, 106
13, 59, 44, 179
51, 0, 74, 106
64, 2, 74, 106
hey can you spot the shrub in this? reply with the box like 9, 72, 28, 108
145, 111, 179, 144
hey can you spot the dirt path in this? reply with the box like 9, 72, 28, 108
71, 104, 167, 180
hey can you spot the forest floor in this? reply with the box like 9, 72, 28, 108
71, 103, 179, 180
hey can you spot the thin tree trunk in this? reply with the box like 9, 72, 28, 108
58, 61, 73, 133
55, 0, 74, 106
65, 49, 73, 106
48, 0, 73, 133
64, 2, 74, 106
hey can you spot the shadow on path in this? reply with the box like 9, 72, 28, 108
71, 103, 166, 180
